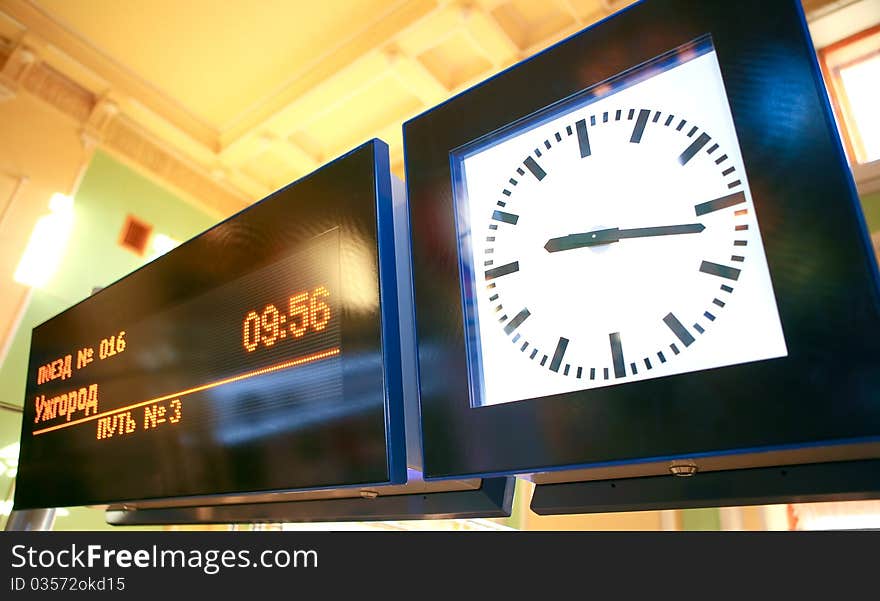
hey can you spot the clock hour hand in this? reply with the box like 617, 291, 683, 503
544, 223, 705, 252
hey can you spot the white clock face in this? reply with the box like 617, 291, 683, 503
454, 44, 788, 407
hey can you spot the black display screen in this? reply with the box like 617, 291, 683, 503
14, 140, 406, 509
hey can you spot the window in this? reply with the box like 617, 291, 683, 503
819, 24, 880, 166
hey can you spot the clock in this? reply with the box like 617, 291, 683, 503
405, 0, 880, 486
454, 40, 787, 407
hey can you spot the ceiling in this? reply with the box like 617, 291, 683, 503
0, 0, 843, 213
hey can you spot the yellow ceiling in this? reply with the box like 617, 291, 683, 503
0, 0, 847, 212
33, 0, 403, 130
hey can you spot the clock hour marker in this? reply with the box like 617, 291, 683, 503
679, 133, 711, 165
700, 260, 741, 281
549, 337, 569, 372
485, 261, 519, 280
503, 307, 531, 335
524, 157, 546, 181
492, 210, 519, 225
609, 332, 626, 378
575, 119, 591, 158
630, 109, 650, 143
663, 313, 695, 347
694, 191, 746, 216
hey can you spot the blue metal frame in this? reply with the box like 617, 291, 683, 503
372, 140, 408, 485
403, 0, 880, 482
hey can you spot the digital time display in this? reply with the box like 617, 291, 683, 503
29, 230, 340, 445
15, 140, 404, 509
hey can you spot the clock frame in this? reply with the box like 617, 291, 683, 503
403, 0, 880, 481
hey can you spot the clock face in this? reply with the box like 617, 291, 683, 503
453, 43, 788, 407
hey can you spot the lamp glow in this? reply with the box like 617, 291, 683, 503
13, 193, 75, 288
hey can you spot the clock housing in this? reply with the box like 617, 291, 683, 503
403, 0, 880, 483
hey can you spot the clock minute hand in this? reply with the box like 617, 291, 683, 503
544, 223, 705, 252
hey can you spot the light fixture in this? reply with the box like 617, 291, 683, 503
13, 193, 75, 288
148, 232, 181, 260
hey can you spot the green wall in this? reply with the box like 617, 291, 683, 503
0, 150, 217, 530
859, 190, 880, 232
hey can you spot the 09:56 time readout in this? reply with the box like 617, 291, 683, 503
242, 286, 331, 352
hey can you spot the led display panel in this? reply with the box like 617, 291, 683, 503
14, 139, 407, 509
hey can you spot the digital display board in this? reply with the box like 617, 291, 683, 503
404, 0, 880, 482
14, 139, 407, 509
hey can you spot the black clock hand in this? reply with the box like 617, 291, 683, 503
544, 223, 705, 252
